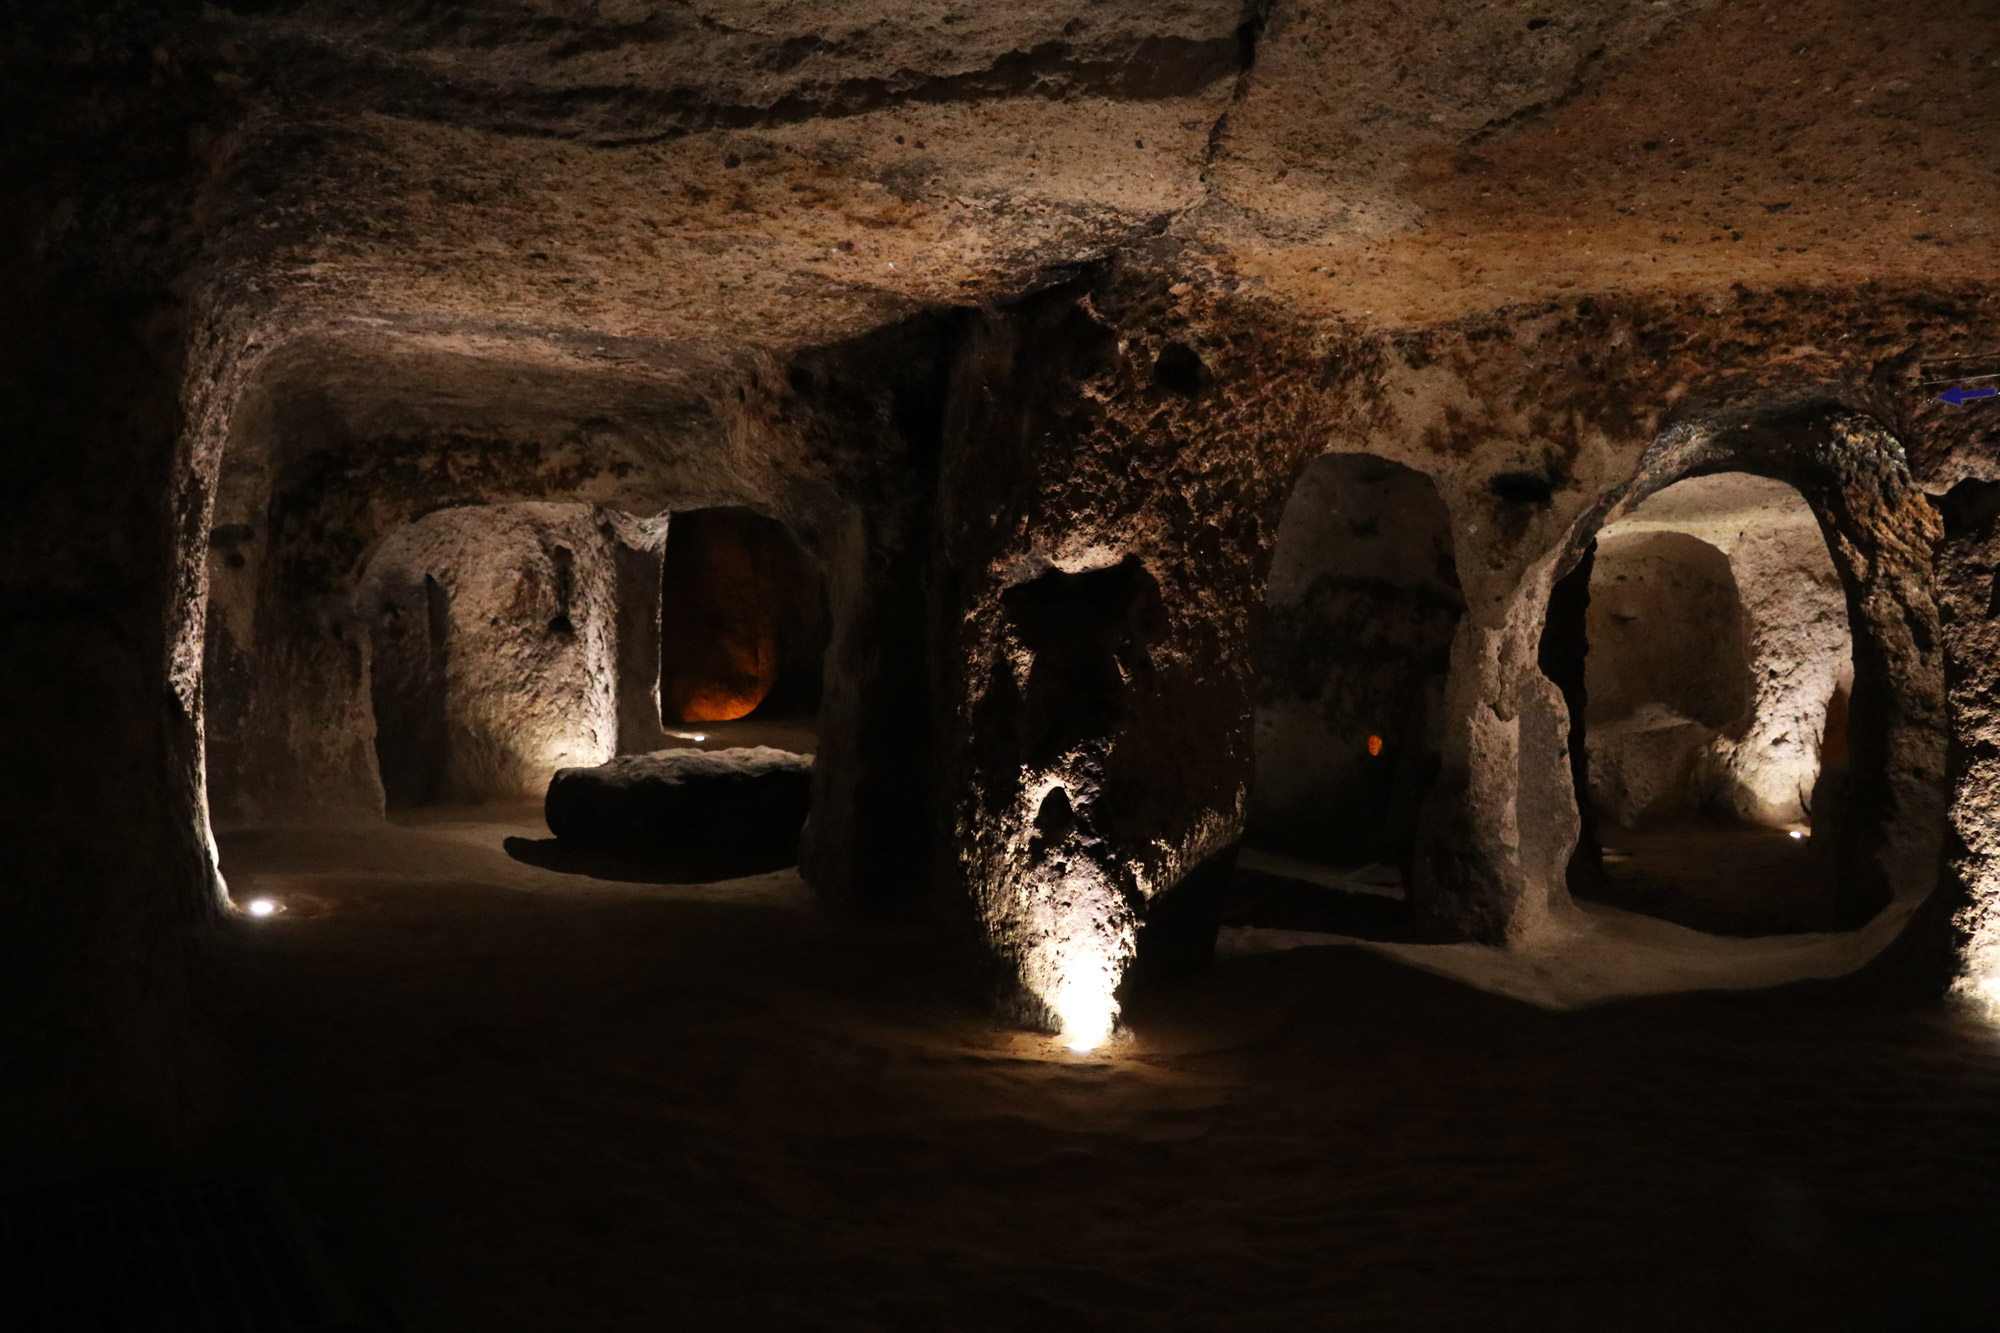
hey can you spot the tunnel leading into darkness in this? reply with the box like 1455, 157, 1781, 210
1231, 453, 1465, 932
659, 507, 829, 727
369, 569, 451, 810
1545, 471, 1856, 936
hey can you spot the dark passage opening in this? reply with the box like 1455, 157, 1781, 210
369, 572, 452, 809
659, 508, 829, 726
500, 506, 831, 885
997, 555, 1165, 769
1229, 453, 1466, 939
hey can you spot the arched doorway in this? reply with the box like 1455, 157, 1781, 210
1547, 472, 1857, 934
658, 507, 829, 729
1234, 453, 1465, 932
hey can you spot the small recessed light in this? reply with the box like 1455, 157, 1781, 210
246, 898, 278, 917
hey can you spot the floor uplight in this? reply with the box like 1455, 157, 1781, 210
1053, 952, 1118, 1054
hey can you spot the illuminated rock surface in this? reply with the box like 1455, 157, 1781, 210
2, 2, 2000, 1321
362, 503, 634, 806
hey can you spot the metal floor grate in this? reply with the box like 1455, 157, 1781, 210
1, 1179, 375, 1332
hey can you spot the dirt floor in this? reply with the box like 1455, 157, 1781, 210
1589, 818, 1835, 936
52, 809, 2000, 1330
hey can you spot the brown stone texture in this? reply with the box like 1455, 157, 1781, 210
1605, 473, 1857, 829
1934, 481, 2000, 1017
545, 746, 814, 860
360, 502, 663, 806
1612, 411, 1950, 931
1583, 527, 1751, 827
1567, 471, 1859, 841
4, 0, 2000, 1104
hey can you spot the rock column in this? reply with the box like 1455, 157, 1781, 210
934, 288, 1265, 1039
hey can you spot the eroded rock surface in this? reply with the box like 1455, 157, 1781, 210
1589, 473, 1853, 830
4, 0, 2000, 1095
361, 503, 645, 805
1584, 528, 1749, 827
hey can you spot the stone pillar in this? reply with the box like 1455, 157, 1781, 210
1412, 551, 1577, 945
799, 503, 939, 918
933, 292, 1264, 1040
236, 458, 388, 819
1539, 543, 1606, 898
602, 510, 672, 755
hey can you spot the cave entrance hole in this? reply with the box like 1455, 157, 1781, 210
1232, 453, 1466, 936
658, 508, 829, 737
1546, 471, 1856, 936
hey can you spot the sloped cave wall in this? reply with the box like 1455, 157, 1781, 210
0, 277, 220, 1105
1251, 452, 1465, 869
0, 20, 230, 1111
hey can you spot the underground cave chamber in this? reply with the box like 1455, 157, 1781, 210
1546, 471, 1858, 936
14, 6, 2000, 1324
206, 474, 833, 827
202, 473, 837, 885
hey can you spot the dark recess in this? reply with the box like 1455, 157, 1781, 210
1152, 341, 1209, 396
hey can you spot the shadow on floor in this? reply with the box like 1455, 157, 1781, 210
1584, 816, 1834, 936
33, 815, 2000, 1330
1222, 865, 1425, 942
502, 835, 798, 885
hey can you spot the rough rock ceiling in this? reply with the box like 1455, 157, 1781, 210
65, 0, 1973, 424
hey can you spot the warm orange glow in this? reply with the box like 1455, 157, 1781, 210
676, 685, 766, 723
1366, 734, 1383, 757
660, 509, 790, 723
